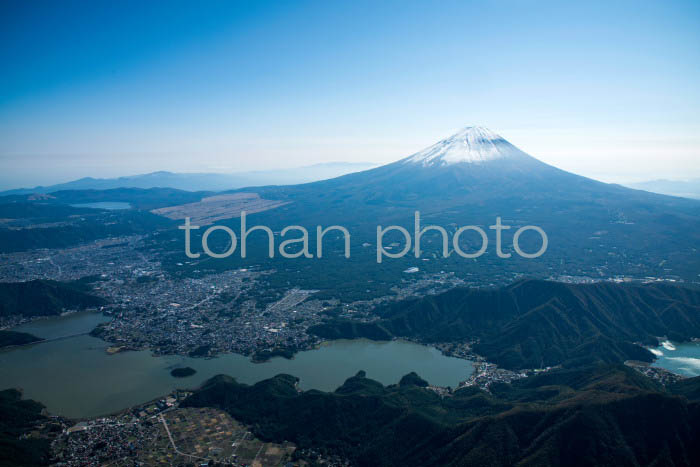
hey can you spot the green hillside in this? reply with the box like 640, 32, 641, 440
0, 389, 51, 467
183, 365, 700, 466
0, 331, 43, 348
310, 279, 700, 369
0, 280, 106, 318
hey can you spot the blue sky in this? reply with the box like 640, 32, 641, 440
1, 0, 699, 188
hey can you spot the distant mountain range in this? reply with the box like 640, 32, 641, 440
625, 179, 700, 199
212, 126, 700, 285
0, 162, 377, 195
2, 126, 699, 286
226, 126, 700, 220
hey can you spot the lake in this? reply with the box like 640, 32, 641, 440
70, 201, 132, 210
651, 340, 700, 377
1, 312, 473, 419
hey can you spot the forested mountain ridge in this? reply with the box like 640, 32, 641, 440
311, 279, 700, 369
183, 364, 700, 466
0, 389, 51, 466
0, 330, 43, 348
0, 280, 106, 318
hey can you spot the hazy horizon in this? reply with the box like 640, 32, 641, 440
2, 1, 700, 188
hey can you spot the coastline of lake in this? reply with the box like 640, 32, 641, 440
70, 201, 132, 210
651, 340, 700, 377
1, 312, 473, 419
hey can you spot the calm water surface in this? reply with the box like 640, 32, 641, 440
651, 340, 700, 377
70, 201, 131, 210
1, 313, 473, 419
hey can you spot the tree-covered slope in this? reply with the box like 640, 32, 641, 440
0, 330, 43, 348
0, 280, 106, 318
310, 280, 700, 369
183, 365, 700, 466
0, 389, 51, 467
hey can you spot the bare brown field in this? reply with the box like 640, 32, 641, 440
140, 407, 296, 466
151, 193, 289, 225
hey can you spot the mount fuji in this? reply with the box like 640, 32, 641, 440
244, 126, 691, 209
218, 126, 700, 283
403, 126, 532, 166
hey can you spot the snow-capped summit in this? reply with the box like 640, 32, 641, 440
403, 126, 529, 166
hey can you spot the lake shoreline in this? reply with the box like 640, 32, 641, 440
1, 312, 475, 419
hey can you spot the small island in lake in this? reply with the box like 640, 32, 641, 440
170, 367, 197, 378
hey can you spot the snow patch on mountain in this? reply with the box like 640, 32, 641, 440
403, 126, 528, 166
